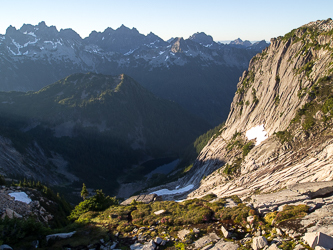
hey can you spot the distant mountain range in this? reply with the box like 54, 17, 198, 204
0, 22, 268, 125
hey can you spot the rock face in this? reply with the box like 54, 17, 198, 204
164, 18, 333, 201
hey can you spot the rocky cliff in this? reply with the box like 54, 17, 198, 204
184, 18, 333, 199
148, 19, 333, 201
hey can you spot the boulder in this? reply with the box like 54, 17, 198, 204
221, 226, 231, 238
1, 208, 22, 219
224, 198, 238, 208
46, 231, 76, 242
193, 233, 220, 249
210, 240, 239, 250
153, 209, 166, 215
252, 236, 268, 250
177, 229, 191, 241
303, 232, 333, 249
154, 237, 163, 245
267, 244, 280, 250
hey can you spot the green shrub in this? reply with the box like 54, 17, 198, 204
243, 141, 255, 157
302, 116, 315, 130
322, 97, 333, 114
274, 95, 280, 106
274, 130, 291, 144
68, 190, 119, 221
0, 217, 51, 246
216, 204, 251, 224
252, 88, 259, 104
223, 158, 242, 175
275, 204, 309, 224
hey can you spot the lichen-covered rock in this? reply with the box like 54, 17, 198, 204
252, 236, 268, 250
210, 240, 239, 250
194, 233, 220, 249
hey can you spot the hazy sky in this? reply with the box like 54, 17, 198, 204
0, 0, 332, 42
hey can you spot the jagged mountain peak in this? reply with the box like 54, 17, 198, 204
229, 38, 252, 47
59, 28, 82, 40
188, 32, 214, 45
116, 24, 139, 34
5, 25, 17, 36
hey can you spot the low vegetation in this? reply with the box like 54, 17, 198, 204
264, 204, 309, 225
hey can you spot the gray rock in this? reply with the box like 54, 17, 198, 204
154, 237, 163, 245
0, 245, 13, 250
221, 226, 231, 238
130, 243, 143, 250
177, 229, 191, 241
46, 231, 76, 242
300, 204, 333, 236
1, 208, 23, 219
314, 246, 328, 250
111, 242, 117, 249
210, 240, 239, 250
130, 241, 156, 250
288, 181, 333, 198
267, 244, 279, 250
153, 209, 165, 215
252, 236, 268, 250
293, 244, 306, 250
303, 232, 333, 249
201, 245, 213, 250
225, 198, 238, 208
194, 233, 220, 249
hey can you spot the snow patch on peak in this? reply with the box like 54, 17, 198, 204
246, 124, 268, 146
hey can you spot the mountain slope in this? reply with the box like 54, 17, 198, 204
0, 22, 268, 124
0, 73, 209, 195
147, 18, 333, 200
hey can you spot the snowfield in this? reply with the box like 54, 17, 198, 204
9, 192, 32, 204
150, 184, 194, 196
246, 124, 268, 146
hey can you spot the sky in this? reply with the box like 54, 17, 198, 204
0, 0, 332, 42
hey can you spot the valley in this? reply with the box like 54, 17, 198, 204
1, 17, 333, 250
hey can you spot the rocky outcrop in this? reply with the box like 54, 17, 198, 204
174, 18, 333, 200
120, 194, 162, 205
0, 186, 54, 224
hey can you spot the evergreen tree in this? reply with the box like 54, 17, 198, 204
81, 183, 89, 200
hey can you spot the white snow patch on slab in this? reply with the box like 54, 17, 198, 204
150, 184, 194, 196
246, 124, 268, 146
9, 192, 32, 204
